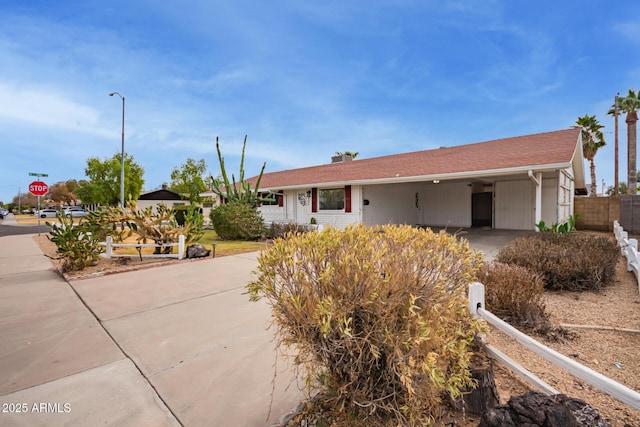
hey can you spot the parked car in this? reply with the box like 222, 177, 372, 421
35, 208, 60, 218
64, 207, 89, 218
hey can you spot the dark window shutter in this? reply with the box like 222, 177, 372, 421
345, 185, 352, 213
312, 188, 318, 213
278, 194, 283, 207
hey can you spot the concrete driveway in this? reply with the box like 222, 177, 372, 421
0, 235, 303, 427
450, 227, 529, 261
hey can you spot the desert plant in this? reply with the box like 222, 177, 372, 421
535, 214, 579, 234
46, 213, 103, 272
248, 224, 487, 426
496, 232, 619, 291
267, 221, 313, 239
84, 203, 203, 249
209, 135, 268, 207
210, 201, 266, 240
477, 262, 549, 332
173, 205, 204, 242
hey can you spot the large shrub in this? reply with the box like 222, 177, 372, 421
477, 262, 549, 332
248, 224, 487, 426
496, 232, 619, 291
267, 221, 314, 239
209, 201, 266, 240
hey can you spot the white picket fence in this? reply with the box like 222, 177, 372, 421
468, 282, 640, 411
101, 235, 185, 260
614, 220, 640, 292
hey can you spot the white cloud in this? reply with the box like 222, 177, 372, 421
0, 83, 110, 136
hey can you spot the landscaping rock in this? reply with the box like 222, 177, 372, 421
478, 391, 610, 427
186, 244, 211, 258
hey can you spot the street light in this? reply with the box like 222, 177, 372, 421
109, 92, 126, 207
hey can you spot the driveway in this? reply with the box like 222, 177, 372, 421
0, 236, 303, 427
426, 226, 528, 261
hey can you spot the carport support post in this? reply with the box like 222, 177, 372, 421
528, 171, 542, 229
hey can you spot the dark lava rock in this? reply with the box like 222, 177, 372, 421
186, 244, 211, 258
478, 391, 610, 427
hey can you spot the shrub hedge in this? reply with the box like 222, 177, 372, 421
209, 201, 266, 240
477, 262, 549, 333
267, 221, 314, 239
495, 232, 619, 291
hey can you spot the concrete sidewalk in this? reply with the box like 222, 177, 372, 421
0, 232, 303, 426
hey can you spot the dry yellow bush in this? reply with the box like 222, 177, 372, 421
248, 224, 487, 426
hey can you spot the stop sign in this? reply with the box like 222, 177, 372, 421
29, 181, 49, 196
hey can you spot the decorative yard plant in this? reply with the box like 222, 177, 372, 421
496, 231, 619, 291
208, 135, 272, 240
248, 224, 487, 426
535, 214, 579, 234
46, 213, 103, 272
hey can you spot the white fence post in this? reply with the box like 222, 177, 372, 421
627, 239, 638, 273
105, 236, 113, 259
468, 282, 485, 318
178, 235, 185, 260
614, 220, 621, 241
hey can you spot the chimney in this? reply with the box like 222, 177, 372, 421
331, 154, 353, 163
162, 183, 168, 190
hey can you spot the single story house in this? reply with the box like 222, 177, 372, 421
205, 128, 587, 231
136, 185, 185, 211
138, 185, 218, 221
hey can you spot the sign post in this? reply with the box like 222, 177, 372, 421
29, 178, 49, 235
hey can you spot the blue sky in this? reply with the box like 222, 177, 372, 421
1, 0, 639, 204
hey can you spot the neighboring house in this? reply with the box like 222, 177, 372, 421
204, 129, 587, 231
137, 185, 184, 211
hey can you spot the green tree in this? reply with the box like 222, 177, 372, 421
169, 158, 208, 204
610, 90, 640, 194
574, 115, 605, 197
76, 153, 144, 206
606, 171, 640, 195
606, 182, 628, 196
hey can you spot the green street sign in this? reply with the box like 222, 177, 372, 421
29, 172, 49, 177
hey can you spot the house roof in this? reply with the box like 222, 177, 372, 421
214, 128, 586, 192
138, 188, 182, 201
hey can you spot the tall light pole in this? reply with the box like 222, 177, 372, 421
109, 92, 126, 207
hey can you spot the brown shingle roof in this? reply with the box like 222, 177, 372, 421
243, 128, 583, 189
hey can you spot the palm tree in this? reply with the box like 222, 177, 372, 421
335, 151, 360, 159
610, 90, 640, 194
574, 114, 605, 196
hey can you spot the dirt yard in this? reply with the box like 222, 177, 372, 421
35, 233, 640, 426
